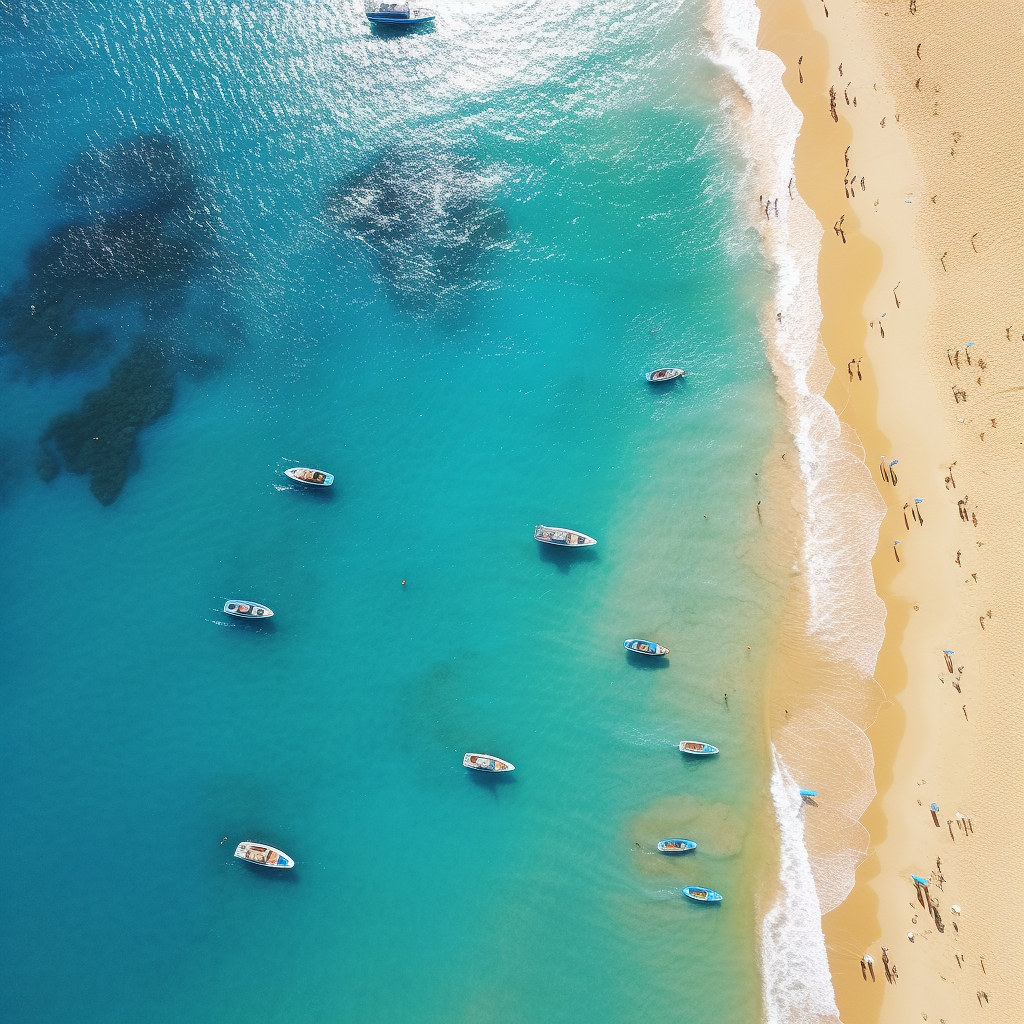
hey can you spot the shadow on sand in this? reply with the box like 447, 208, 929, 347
537, 543, 599, 574
464, 768, 516, 798
624, 650, 671, 671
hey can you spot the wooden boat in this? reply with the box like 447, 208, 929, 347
624, 638, 669, 656
682, 886, 722, 903
534, 525, 597, 547
646, 367, 685, 382
463, 752, 515, 773
679, 740, 719, 756
223, 600, 274, 619
233, 842, 294, 869
285, 467, 334, 487
365, 2, 435, 25
658, 839, 697, 853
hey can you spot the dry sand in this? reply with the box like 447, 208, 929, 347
755, 0, 1023, 1021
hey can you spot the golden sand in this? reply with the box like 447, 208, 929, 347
755, 0, 1024, 1021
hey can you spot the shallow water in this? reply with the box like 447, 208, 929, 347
0, 3, 784, 1021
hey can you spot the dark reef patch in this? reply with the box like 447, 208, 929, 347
39, 340, 175, 505
1, 133, 225, 505
1, 133, 215, 375
323, 147, 507, 316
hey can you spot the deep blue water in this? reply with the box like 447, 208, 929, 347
0, 3, 783, 1021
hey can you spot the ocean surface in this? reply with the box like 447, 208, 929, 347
0, 2, 791, 1022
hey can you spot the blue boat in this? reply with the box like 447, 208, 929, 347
679, 740, 719, 756
911, 874, 930, 886
682, 886, 722, 903
657, 839, 696, 853
366, 2, 435, 25
799, 789, 818, 798
624, 638, 669, 656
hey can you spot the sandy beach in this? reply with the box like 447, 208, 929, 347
754, 0, 1024, 1021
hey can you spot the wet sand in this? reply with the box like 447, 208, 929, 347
756, 1, 1023, 1021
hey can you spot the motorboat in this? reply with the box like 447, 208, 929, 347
679, 740, 719, 756
534, 525, 596, 547
682, 886, 722, 903
285, 467, 334, 487
658, 839, 697, 853
366, 2, 435, 25
624, 638, 669, 656
463, 752, 515, 773
233, 842, 294, 869
224, 600, 274, 619
646, 367, 685, 382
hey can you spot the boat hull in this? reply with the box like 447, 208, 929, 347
646, 368, 685, 382
678, 741, 719, 756
224, 601, 274, 619
233, 842, 294, 868
285, 467, 334, 487
463, 752, 515, 772
658, 839, 696, 853
367, 13, 434, 22
534, 525, 597, 547
682, 886, 722, 903
624, 639, 669, 656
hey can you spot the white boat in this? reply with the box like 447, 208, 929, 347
624, 638, 670, 656
366, 2, 435, 24
463, 752, 515, 772
223, 600, 274, 619
285, 467, 334, 487
233, 842, 294, 869
646, 367, 685, 382
534, 525, 597, 547
679, 740, 719, 756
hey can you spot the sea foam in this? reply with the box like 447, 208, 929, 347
762, 750, 842, 1024
707, 0, 888, 1017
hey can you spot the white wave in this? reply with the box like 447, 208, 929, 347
706, 0, 890, 1018
762, 749, 841, 1024
707, 0, 886, 678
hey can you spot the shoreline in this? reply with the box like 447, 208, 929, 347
754, 1, 1024, 1022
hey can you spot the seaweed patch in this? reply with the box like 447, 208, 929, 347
323, 147, 507, 316
1, 133, 214, 375
1, 133, 224, 505
39, 339, 175, 505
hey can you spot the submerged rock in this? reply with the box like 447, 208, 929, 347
40, 340, 175, 505
323, 147, 507, 315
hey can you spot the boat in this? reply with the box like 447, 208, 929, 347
624, 638, 669, 656
682, 886, 722, 903
658, 839, 697, 853
799, 789, 818, 797
911, 874, 931, 886
233, 842, 294, 869
646, 367, 685, 382
679, 740, 719, 756
534, 525, 597, 547
463, 752, 515, 773
365, 2, 435, 25
223, 600, 274, 619
285, 467, 334, 487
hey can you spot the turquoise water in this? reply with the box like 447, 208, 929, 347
0, 3, 783, 1021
